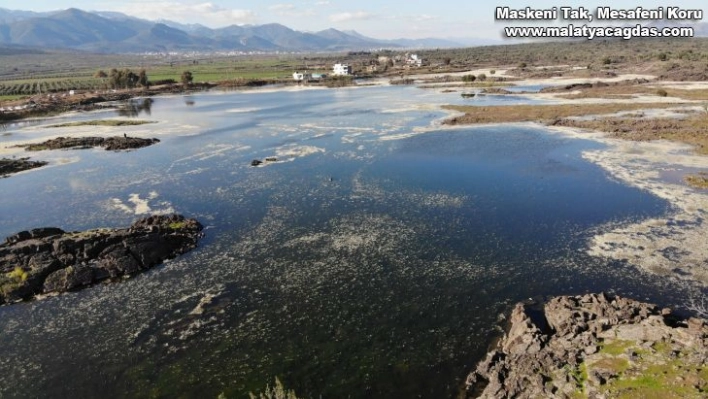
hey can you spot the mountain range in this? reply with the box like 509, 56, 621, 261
0, 7, 467, 53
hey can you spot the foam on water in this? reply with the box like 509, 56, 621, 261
548, 125, 708, 284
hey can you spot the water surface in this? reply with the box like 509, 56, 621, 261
0, 85, 685, 398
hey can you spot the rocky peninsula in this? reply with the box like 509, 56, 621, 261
0, 214, 203, 305
466, 293, 708, 398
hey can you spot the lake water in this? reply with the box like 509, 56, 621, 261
0, 85, 689, 398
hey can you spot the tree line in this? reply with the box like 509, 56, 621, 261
93, 69, 194, 89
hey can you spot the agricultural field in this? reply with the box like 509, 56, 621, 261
0, 50, 339, 99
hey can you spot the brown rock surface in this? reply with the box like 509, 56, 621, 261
466, 293, 708, 398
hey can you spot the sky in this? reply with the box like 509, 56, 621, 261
2, 0, 707, 40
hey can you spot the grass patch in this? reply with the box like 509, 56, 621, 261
685, 172, 708, 189
592, 357, 631, 374
608, 368, 699, 399
554, 113, 708, 155
443, 103, 684, 125
168, 221, 188, 230
448, 101, 708, 156
47, 120, 155, 128
0, 267, 28, 298
7, 267, 29, 282
417, 81, 512, 89
323, 76, 354, 88
600, 340, 634, 356
0, 94, 28, 101
555, 85, 708, 101
591, 338, 707, 399
247, 377, 301, 399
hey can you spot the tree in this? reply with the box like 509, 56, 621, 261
181, 71, 193, 87
138, 69, 149, 88
108, 68, 120, 89
94, 70, 108, 89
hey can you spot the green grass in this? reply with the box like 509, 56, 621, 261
168, 221, 188, 230
47, 120, 155, 128
591, 339, 707, 399
0, 94, 27, 101
6, 267, 28, 282
0, 267, 28, 299
600, 340, 634, 356
0, 55, 316, 93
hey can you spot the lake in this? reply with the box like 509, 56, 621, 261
0, 85, 688, 398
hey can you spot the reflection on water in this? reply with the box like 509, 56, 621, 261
0, 85, 691, 399
117, 98, 153, 117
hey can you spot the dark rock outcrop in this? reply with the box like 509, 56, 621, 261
20, 135, 160, 152
466, 293, 708, 398
0, 214, 203, 305
0, 157, 48, 177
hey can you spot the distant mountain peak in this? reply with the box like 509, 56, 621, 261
0, 7, 478, 53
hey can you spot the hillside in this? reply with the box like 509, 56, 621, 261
0, 8, 455, 53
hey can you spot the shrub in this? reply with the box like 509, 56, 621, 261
248, 378, 301, 399
389, 78, 414, 85
324, 75, 354, 88
7, 267, 28, 282
656, 89, 668, 97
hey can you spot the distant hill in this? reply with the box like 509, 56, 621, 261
0, 43, 45, 55
0, 8, 49, 24
0, 7, 468, 53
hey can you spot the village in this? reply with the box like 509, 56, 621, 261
292, 52, 427, 82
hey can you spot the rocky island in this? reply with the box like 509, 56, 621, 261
0, 157, 48, 177
0, 214, 203, 305
19, 135, 160, 152
466, 293, 708, 398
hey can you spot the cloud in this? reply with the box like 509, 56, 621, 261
329, 11, 375, 22
315, 1, 331, 4
268, 3, 315, 18
413, 14, 438, 22
269, 4, 295, 12
112, 1, 257, 27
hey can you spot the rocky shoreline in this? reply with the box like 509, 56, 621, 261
466, 293, 708, 398
0, 214, 203, 305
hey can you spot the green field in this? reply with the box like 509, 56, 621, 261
3, 38, 708, 99
0, 52, 336, 97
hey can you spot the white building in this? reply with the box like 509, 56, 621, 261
332, 63, 352, 76
293, 72, 312, 81
406, 54, 423, 67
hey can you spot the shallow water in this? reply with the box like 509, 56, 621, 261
0, 85, 692, 398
